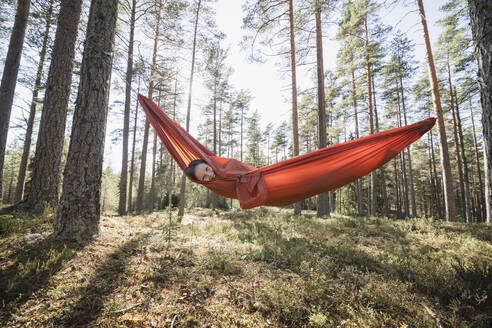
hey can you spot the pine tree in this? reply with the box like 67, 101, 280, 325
27, 0, 83, 213
55, 0, 118, 241
468, 0, 492, 226
14, 0, 56, 203
118, 0, 137, 215
0, 0, 31, 202
416, 0, 456, 221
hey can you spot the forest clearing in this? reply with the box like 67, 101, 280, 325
1, 207, 491, 327
1, 0, 492, 327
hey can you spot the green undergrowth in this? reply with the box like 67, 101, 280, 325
0, 207, 491, 327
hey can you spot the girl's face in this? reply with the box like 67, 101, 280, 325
194, 163, 215, 182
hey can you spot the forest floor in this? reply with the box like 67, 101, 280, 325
0, 207, 491, 328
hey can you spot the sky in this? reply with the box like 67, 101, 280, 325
4, 0, 446, 174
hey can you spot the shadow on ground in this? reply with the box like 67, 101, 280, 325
0, 235, 86, 324
52, 233, 150, 327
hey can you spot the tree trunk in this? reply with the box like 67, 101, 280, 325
119, 0, 136, 215
27, 0, 82, 213
455, 88, 472, 222
315, 7, 329, 217
150, 130, 157, 211
240, 107, 244, 162
373, 73, 388, 217
364, 17, 376, 217
447, 60, 466, 221
469, 100, 484, 220
137, 0, 161, 213
0, 0, 31, 202
396, 84, 409, 218
287, 0, 302, 216
14, 0, 54, 203
127, 82, 140, 213
393, 158, 401, 218
468, 0, 492, 226
351, 69, 363, 215
218, 101, 223, 157
54, 0, 117, 241
427, 132, 437, 220
429, 126, 443, 219
178, 0, 201, 217
399, 75, 416, 217
417, 0, 456, 221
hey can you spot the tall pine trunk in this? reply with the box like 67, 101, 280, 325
150, 129, 157, 211
373, 74, 389, 217
14, 0, 54, 203
54, 0, 118, 241
178, 0, 201, 217
315, 6, 329, 217
0, 0, 31, 202
393, 158, 401, 218
455, 89, 472, 222
468, 0, 492, 226
447, 59, 466, 221
429, 126, 443, 219
427, 132, 437, 220
398, 75, 416, 217
28, 0, 82, 213
351, 69, 363, 215
364, 17, 376, 217
127, 81, 140, 212
137, 0, 161, 213
469, 101, 484, 220
417, 0, 456, 221
119, 0, 136, 215
396, 84, 409, 218
288, 0, 302, 216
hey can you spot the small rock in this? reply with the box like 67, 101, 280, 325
23, 233, 42, 242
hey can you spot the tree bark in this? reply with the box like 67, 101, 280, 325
14, 0, 54, 203
27, 0, 82, 213
54, 0, 118, 241
416, 0, 456, 221
468, 0, 492, 226
119, 0, 136, 215
0, 0, 31, 202
178, 0, 201, 217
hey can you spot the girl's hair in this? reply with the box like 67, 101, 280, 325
184, 159, 207, 181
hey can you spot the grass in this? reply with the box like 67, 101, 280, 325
0, 207, 491, 327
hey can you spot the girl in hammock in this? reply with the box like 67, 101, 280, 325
184, 159, 215, 182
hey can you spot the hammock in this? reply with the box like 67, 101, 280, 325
138, 94, 436, 209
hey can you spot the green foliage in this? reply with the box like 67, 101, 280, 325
309, 311, 328, 327
0, 208, 53, 237
206, 249, 240, 275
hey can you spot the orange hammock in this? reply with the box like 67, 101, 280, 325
138, 94, 436, 209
